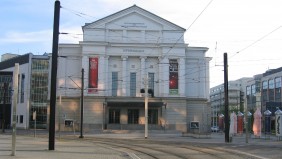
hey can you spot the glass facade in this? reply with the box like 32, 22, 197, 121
0, 76, 12, 104
29, 59, 49, 129
0, 74, 12, 128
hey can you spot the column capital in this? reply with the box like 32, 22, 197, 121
177, 57, 185, 63
103, 55, 109, 60
158, 56, 168, 61
139, 56, 147, 59
121, 55, 128, 60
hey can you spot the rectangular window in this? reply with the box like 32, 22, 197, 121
109, 109, 120, 124
0, 76, 13, 104
251, 84, 256, 103
269, 79, 274, 101
20, 74, 25, 103
148, 109, 158, 124
130, 72, 136, 96
20, 115, 24, 124
112, 72, 118, 96
275, 77, 281, 101
246, 86, 251, 104
262, 81, 268, 102
148, 73, 154, 97
128, 109, 139, 124
17, 74, 20, 103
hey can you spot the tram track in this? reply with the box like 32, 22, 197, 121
69, 137, 262, 159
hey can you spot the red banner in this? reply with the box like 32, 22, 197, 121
88, 57, 98, 93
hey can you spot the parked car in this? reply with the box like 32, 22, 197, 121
211, 126, 219, 132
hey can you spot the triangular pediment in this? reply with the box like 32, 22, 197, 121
83, 5, 185, 31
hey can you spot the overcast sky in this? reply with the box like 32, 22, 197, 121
1, 0, 282, 87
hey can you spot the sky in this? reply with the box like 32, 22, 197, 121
1, 0, 282, 87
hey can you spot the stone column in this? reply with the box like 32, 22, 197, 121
158, 57, 163, 97
140, 56, 147, 90
163, 57, 169, 96
82, 56, 89, 94
122, 56, 128, 96
104, 56, 109, 96
99, 56, 105, 96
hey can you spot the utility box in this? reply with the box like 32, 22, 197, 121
64, 119, 73, 127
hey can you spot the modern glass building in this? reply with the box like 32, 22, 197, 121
0, 53, 50, 129
247, 67, 282, 114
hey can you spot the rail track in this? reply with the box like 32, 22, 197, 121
66, 137, 262, 159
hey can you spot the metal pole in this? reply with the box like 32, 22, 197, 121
245, 96, 248, 143
224, 53, 230, 143
49, 0, 60, 150
34, 113, 36, 138
11, 63, 19, 156
79, 68, 84, 138
2, 82, 8, 133
145, 75, 148, 139
58, 95, 61, 139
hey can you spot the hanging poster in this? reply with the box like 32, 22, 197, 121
169, 59, 178, 95
88, 57, 98, 93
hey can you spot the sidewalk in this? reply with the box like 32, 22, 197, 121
0, 133, 126, 159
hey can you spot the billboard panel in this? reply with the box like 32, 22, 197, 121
88, 57, 98, 93
169, 59, 178, 95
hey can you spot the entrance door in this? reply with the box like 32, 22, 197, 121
128, 109, 139, 124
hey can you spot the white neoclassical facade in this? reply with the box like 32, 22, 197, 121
57, 5, 211, 133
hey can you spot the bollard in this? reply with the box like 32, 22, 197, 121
264, 109, 272, 139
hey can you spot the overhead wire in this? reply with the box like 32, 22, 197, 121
58, 1, 215, 92
61, 1, 282, 86
229, 25, 282, 59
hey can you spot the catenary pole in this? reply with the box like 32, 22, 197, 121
79, 68, 84, 138
11, 63, 19, 156
144, 74, 148, 139
49, 0, 60, 150
224, 53, 230, 143
2, 82, 8, 133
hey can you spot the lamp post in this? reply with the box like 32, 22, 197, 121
79, 68, 84, 138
